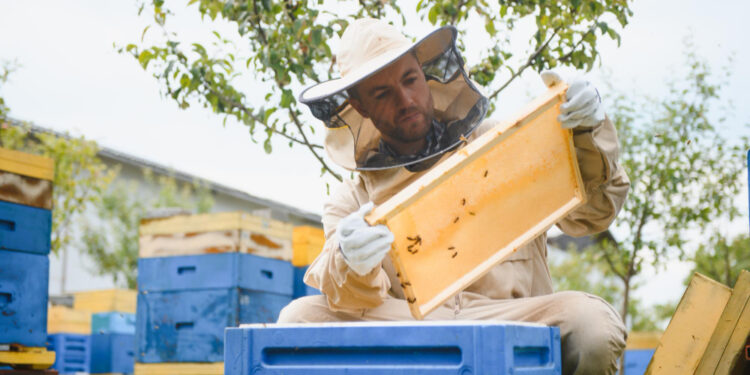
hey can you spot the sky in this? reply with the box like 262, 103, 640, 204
1, 0, 748, 308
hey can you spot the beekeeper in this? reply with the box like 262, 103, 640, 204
279, 18, 630, 375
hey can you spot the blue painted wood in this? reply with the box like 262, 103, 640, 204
293, 266, 320, 299
623, 349, 654, 375
136, 288, 292, 363
137, 253, 293, 295
90, 333, 135, 374
47, 333, 91, 374
91, 312, 135, 334
0, 250, 49, 346
0, 200, 51, 255
224, 322, 562, 374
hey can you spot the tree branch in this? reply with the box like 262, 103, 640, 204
289, 110, 342, 182
488, 27, 560, 100
557, 21, 599, 64
450, 0, 466, 26
206, 86, 323, 149
601, 244, 626, 281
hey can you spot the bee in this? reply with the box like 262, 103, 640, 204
400, 283, 405, 289
396, 272, 401, 277
448, 246, 455, 250
403, 281, 411, 286
454, 217, 459, 223
452, 252, 458, 258
461, 198, 466, 206
407, 297, 416, 304
468, 211, 476, 216
483, 170, 488, 177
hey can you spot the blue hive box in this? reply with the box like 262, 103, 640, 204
224, 321, 562, 375
136, 253, 294, 363
47, 333, 91, 374
623, 349, 654, 375
0, 250, 49, 346
90, 333, 135, 374
0, 200, 52, 255
92, 312, 136, 334
293, 266, 320, 299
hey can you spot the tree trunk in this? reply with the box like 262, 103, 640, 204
619, 277, 631, 374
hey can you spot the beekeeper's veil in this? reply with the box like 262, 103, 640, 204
299, 18, 489, 171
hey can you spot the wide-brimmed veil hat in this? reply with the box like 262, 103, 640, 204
299, 18, 489, 171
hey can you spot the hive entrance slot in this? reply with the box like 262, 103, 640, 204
262, 346, 462, 366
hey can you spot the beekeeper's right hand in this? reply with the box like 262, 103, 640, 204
337, 202, 394, 276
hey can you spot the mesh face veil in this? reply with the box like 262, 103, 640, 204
299, 22, 489, 171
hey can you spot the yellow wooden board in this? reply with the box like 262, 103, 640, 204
134, 362, 223, 375
47, 305, 91, 334
0, 170, 53, 209
627, 331, 662, 350
0, 147, 54, 181
696, 270, 750, 374
0, 346, 55, 370
365, 84, 584, 319
292, 226, 325, 266
73, 289, 137, 314
138, 212, 295, 260
645, 273, 732, 374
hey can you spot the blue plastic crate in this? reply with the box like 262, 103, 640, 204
136, 288, 292, 363
137, 253, 293, 295
0, 250, 49, 346
224, 321, 562, 374
47, 333, 91, 374
92, 312, 136, 334
0, 200, 51, 255
623, 349, 654, 375
293, 266, 321, 299
90, 333, 135, 374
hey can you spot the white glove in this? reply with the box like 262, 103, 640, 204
337, 202, 394, 276
541, 71, 606, 129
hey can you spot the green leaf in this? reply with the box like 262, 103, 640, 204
280, 89, 294, 108
263, 138, 272, 154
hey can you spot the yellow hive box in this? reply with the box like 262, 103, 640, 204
73, 289, 137, 314
366, 83, 585, 320
47, 305, 91, 334
0, 147, 54, 181
645, 273, 731, 374
139, 212, 294, 261
292, 226, 325, 266
134, 362, 223, 375
0, 345, 56, 370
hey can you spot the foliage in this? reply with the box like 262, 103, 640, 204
549, 244, 674, 331
597, 47, 748, 325
124, 0, 633, 181
689, 233, 750, 288
0, 123, 117, 254
0, 60, 17, 121
80, 169, 214, 288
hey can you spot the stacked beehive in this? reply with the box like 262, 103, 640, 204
46, 305, 92, 374
0, 148, 56, 370
135, 212, 323, 375
74, 289, 137, 375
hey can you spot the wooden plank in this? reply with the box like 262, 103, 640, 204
292, 226, 325, 266
711, 270, 750, 374
365, 83, 585, 319
73, 289, 137, 314
0, 171, 53, 209
139, 212, 294, 260
139, 211, 293, 239
696, 270, 750, 374
645, 273, 732, 374
47, 306, 91, 335
0, 148, 54, 181
0, 346, 55, 370
627, 331, 662, 350
133, 362, 223, 375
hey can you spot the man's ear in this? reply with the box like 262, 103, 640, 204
348, 97, 370, 119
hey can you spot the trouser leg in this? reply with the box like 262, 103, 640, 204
458, 290, 626, 375
277, 295, 455, 323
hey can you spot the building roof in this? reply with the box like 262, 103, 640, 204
11, 120, 323, 225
